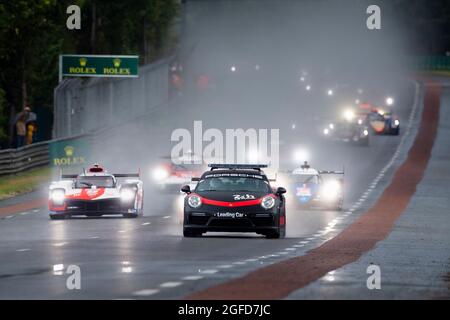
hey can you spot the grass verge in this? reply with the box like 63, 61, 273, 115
0, 167, 52, 200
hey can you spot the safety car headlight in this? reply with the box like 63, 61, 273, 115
120, 188, 136, 202
363, 129, 369, 136
394, 119, 400, 126
321, 180, 341, 201
323, 128, 330, 135
261, 195, 275, 210
152, 167, 169, 181
50, 189, 65, 206
329, 123, 335, 130
188, 195, 202, 208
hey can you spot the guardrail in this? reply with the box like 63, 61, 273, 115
0, 141, 50, 176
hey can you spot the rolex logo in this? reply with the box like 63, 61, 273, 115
79, 58, 87, 67
64, 146, 74, 157
113, 58, 121, 68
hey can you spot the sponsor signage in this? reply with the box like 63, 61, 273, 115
49, 137, 91, 168
59, 54, 139, 81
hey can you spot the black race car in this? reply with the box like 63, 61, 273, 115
322, 110, 370, 146
180, 164, 287, 239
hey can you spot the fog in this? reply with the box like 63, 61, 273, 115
83, 0, 414, 213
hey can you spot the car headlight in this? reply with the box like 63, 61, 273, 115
323, 128, 330, 135
50, 189, 65, 206
394, 119, 400, 126
120, 188, 136, 202
187, 194, 202, 208
329, 123, 335, 130
152, 167, 169, 181
358, 119, 363, 125
320, 180, 341, 201
261, 195, 275, 210
343, 110, 355, 121
363, 129, 369, 136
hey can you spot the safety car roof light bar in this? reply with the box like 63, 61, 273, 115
208, 164, 268, 171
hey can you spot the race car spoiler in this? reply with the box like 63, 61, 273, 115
318, 170, 345, 175
60, 171, 141, 179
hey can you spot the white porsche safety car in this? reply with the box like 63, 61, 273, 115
48, 164, 144, 219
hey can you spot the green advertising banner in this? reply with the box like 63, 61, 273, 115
60, 54, 139, 80
49, 136, 91, 170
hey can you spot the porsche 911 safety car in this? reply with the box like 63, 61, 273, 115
290, 162, 344, 210
48, 164, 143, 219
180, 164, 287, 239
323, 109, 370, 146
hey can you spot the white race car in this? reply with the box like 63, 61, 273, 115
48, 164, 144, 219
290, 162, 344, 210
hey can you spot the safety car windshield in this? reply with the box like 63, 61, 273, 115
196, 176, 271, 193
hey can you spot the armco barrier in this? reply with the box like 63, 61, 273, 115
0, 142, 50, 175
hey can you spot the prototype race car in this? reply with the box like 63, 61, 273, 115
181, 164, 287, 239
323, 109, 370, 146
364, 108, 400, 135
290, 162, 344, 210
48, 164, 143, 219
151, 153, 205, 193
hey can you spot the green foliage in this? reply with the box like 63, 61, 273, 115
0, 87, 7, 143
0, 0, 179, 147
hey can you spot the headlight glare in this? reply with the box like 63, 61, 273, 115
120, 188, 135, 202
188, 195, 202, 208
261, 195, 275, 210
321, 180, 341, 201
51, 189, 65, 206
152, 167, 169, 181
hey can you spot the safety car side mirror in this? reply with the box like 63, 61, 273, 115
181, 185, 191, 194
276, 187, 286, 195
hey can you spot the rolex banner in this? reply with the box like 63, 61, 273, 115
49, 136, 91, 169
60, 54, 139, 79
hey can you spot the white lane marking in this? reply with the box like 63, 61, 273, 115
306, 237, 314, 240
4, 215, 13, 219
89, 236, 100, 239
16, 248, 30, 252
217, 265, 233, 269
293, 245, 304, 248
159, 282, 182, 288
32, 209, 40, 213
233, 261, 247, 265
182, 275, 204, 281
245, 258, 258, 262
142, 222, 151, 226
20, 212, 30, 215
52, 242, 67, 247
118, 230, 126, 233
133, 289, 159, 296
299, 240, 309, 244
163, 216, 171, 219
199, 269, 218, 274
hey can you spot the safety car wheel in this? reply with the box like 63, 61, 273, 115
50, 214, 66, 220
183, 228, 202, 238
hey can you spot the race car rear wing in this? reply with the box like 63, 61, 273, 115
318, 170, 345, 175
60, 169, 141, 179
